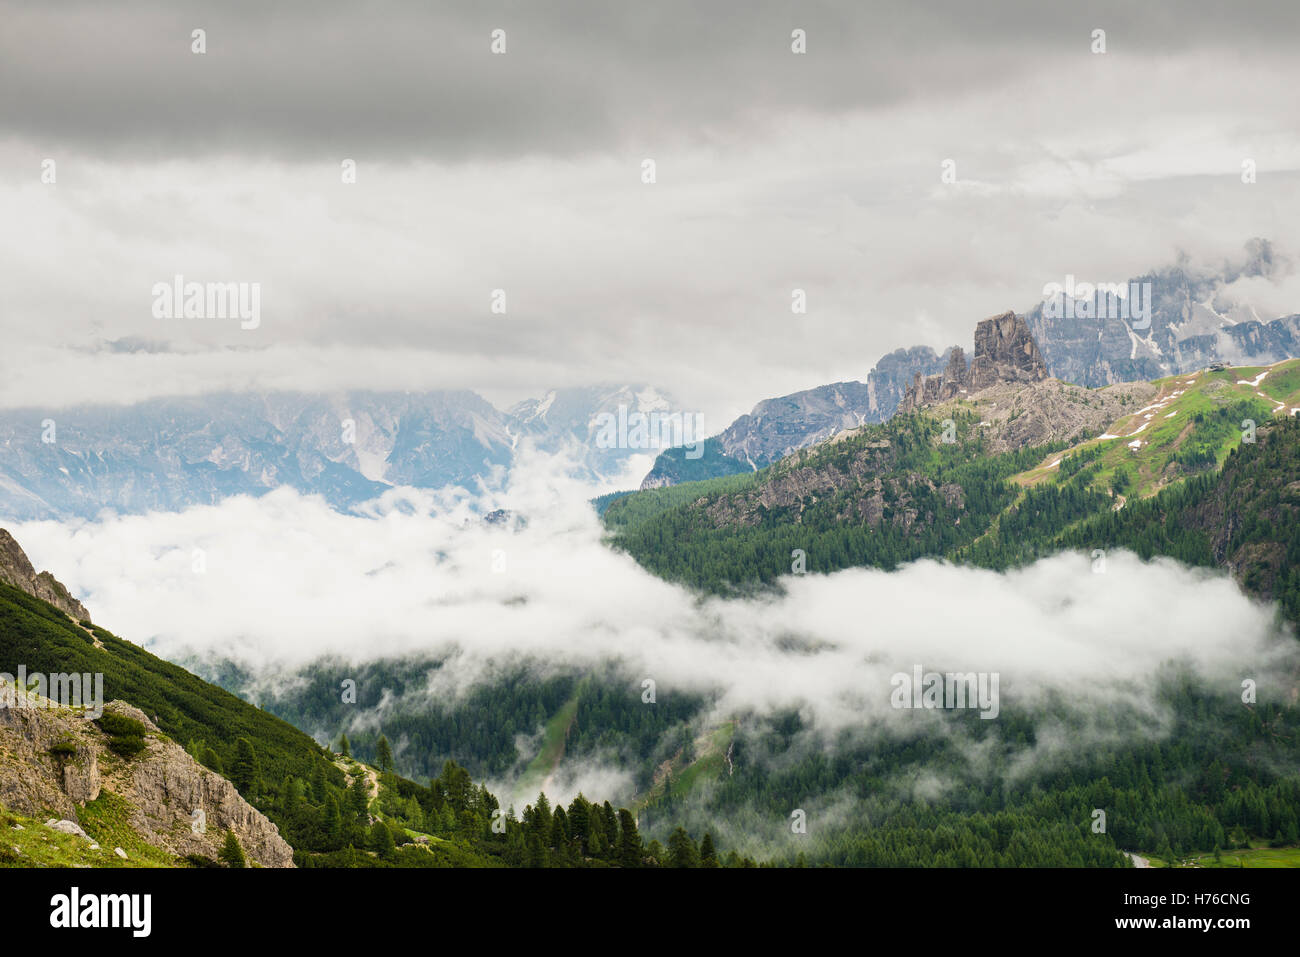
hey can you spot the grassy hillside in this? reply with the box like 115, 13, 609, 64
0, 582, 740, 868
1012, 362, 1293, 498
604, 361, 1300, 612
0, 581, 343, 796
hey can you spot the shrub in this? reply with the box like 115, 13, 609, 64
96, 712, 146, 737
96, 712, 149, 759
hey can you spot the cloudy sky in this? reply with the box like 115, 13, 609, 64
2, 0, 1298, 424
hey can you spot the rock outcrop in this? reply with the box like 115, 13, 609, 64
0, 693, 293, 867
900, 312, 1048, 412
0, 529, 90, 621
969, 311, 1049, 389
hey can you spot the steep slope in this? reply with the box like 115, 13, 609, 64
639, 348, 952, 488
0, 528, 90, 621
605, 356, 1300, 603
0, 693, 292, 866
1050, 413, 1300, 623
0, 551, 358, 863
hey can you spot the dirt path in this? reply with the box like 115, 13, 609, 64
1124, 852, 1151, 868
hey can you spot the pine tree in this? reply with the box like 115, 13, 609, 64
375, 735, 394, 774
230, 738, 260, 796
700, 832, 719, 868
200, 747, 222, 774
645, 839, 665, 867
532, 792, 553, 840
337, 733, 351, 758
219, 830, 246, 868
370, 820, 396, 859
309, 762, 327, 804
348, 772, 370, 823
323, 796, 343, 848
617, 809, 643, 868
668, 826, 698, 868
567, 794, 591, 851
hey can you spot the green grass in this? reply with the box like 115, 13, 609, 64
0, 795, 176, 868
1257, 358, 1300, 405
671, 744, 726, 797
76, 792, 178, 867
638, 721, 736, 810
1146, 844, 1300, 868
518, 690, 582, 797
1013, 363, 1287, 500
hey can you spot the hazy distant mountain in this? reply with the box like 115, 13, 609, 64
508, 384, 685, 479
639, 347, 951, 488
1027, 240, 1300, 387
0, 386, 681, 520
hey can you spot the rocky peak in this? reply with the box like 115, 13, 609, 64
0, 529, 90, 621
899, 312, 1047, 412
969, 311, 1049, 389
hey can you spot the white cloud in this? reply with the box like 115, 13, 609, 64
14, 452, 1295, 742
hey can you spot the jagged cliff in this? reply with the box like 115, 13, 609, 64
899, 311, 1049, 412
0, 694, 293, 867
0, 529, 89, 621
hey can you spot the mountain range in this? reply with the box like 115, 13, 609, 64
0, 243, 1293, 521
0, 385, 675, 520
639, 240, 1299, 489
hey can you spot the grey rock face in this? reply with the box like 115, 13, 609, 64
900, 312, 1048, 412
716, 382, 875, 467
646, 347, 952, 483
0, 528, 90, 620
1027, 242, 1298, 387
0, 696, 293, 867
969, 311, 1049, 389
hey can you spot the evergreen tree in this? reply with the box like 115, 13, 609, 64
700, 832, 719, 868
370, 820, 396, 860
668, 826, 699, 868
348, 772, 370, 823
230, 737, 260, 796
532, 792, 553, 840
323, 796, 343, 848
219, 830, 246, 868
200, 747, 223, 774
375, 735, 394, 774
617, 809, 643, 868
309, 761, 328, 804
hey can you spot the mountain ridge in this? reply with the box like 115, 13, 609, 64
638, 242, 1298, 490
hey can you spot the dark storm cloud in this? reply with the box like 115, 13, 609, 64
2, 0, 1294, 161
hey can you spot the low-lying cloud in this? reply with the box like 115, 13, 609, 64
14, 450, 1296, 744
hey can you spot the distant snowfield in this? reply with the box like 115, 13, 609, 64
14, 449, 1296, 750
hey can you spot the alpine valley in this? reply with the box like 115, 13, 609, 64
3, 245, 1300, 870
